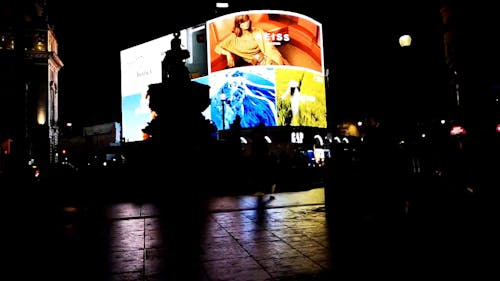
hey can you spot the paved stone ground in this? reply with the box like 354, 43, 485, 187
6, 185, 492, 281
103, 189, 330, 281
106, 204, 330, 281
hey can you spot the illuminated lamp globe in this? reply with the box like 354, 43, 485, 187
399, 34, 412, 47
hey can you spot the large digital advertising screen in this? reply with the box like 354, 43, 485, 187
120, 25, 207, 142
206, 10, 326, 130
120, 10, 326, 143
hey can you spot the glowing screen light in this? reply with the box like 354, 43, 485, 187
450, 125, 467, 136
207, 10, 326, 131
120, 10, 327, 143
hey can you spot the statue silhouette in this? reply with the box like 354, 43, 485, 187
139, 31, 214, 281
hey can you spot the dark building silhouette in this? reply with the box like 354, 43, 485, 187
1, 0, 64, 175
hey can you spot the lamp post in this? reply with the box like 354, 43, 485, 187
397, 33, 415, 122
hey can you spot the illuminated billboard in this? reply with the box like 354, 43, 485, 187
120, 25, 207, 142
120, 10, 326, 142
207, 10, 326, 130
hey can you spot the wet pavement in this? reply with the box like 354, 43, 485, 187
15, 188, 331, 281
5, 183, 494, 281
104, 194, 330, 281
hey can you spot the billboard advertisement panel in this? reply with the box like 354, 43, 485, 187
206, 10, 326, 130
120, 25, 207, 142
120, 10, 326, 142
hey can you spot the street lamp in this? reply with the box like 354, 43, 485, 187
399, 34, 412, 47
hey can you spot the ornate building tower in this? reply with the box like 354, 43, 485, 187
0, 0, 64, 174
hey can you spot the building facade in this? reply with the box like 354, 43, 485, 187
0, 0, 63, 174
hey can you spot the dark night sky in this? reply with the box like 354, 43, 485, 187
50, 2, 212, 127
48, 1, 499, 128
